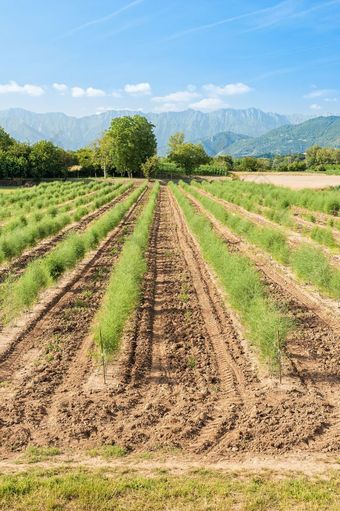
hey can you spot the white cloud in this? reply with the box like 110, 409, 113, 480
309, 103, 322, 110
111, 91, 122, 98
71, 86, 105, 98
190, 97, 229, 112
86, 87, 106, 97
153, 90, 200, 103
0, 80, 44, 96
53, 82, 68, 93
153, 102, 186, 113
203, 82, 252, 96
124, 82, 151, 95
324, 97, 338, 102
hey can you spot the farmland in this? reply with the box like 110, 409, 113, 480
0, 178, 339, 508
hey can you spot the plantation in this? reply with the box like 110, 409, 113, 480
0, 177, 338, 509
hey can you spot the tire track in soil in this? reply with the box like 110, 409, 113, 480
0, 187, 150, 452
32, 185, 253, 453
182, 189, 340, 454
0, 184, 135, 284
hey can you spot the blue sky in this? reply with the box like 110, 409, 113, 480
0, 0, 339, 117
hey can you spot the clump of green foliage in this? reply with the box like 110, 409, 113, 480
0, 185, 146, 322
170, 183, 291, 371
92, 182, 160, 355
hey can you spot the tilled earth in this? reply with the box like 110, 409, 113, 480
0, 185, 339, 458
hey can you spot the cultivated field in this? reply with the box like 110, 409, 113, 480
235, 172, 340, 189
0, 178, 339, 508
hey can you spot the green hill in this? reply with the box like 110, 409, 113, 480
226, 116, 340, 157
195, 131, 250, 156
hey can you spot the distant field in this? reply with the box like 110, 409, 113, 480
234, 172, 340, 189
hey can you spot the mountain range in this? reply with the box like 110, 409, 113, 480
0, 107, 338, 156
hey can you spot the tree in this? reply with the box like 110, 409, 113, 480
29, 140, 68, 179
168, 142, 210, 173
105, 115, 157, 178
0, 127, 14, 151
214, 154, 234, 171
93, 133, 115, 178
168, 132, 185, 152
236, 157, 261, 172
141, 155, 160, 180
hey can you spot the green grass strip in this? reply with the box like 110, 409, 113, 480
170, 183, 291, 372
184, 182, 290, 265
0, 184, 146, 322
0, 468, 339, 511
186, 182, 340, 300
93, 182, 160, 356
0, 183, 131, 264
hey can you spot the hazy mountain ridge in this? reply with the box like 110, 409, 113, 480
225, 116, 340, 156
0, 107, 290, 152
195, 131, 250, 156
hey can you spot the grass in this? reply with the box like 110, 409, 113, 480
87, 445, 128, 459
187, 181, 340, 300
19, 446, 61, 464
0, 184, 146, 322
0, 183, 128, 263
184, 182, 290, 264
291, 245, 340, 297
92, 182, 160, 356
0, 467, 338, 510
170, 183, 291, 371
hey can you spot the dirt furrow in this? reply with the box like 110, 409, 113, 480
196, 187, 340, 266
184, 189, 340, 334
0, 185, 135, 283
181, 189, 339, 453
0, 187, 150, 452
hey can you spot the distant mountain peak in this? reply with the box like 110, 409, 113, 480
0, 107, 291, 153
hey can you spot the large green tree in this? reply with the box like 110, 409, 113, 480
106, 115, 157, 177
29, 140, 68, 179
167, 134, 210, 173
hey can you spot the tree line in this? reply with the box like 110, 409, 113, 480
0, 116, 339, 180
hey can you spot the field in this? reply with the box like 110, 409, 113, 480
234, 172, 340, 189
0, 178, 339, 509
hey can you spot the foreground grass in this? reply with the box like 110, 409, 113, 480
0, 467, 338, 510
170, 183, 291, 371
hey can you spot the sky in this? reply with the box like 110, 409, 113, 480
0, 0, 339, 117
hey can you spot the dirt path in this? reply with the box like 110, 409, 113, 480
0, 185, 135, 284
0, 185, 338, 458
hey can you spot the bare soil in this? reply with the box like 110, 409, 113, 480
234, 172, 340, 189
0, 185, 339, 463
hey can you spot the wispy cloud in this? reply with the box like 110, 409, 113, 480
0, 80, 44, 96
304, 88, 337, 98
203, 83, 252, 96
153, 90, 200, 103
59, 0, 144, 38
243, 0, 340, 32
166, 0, 340, 41
124, 82, 152, 95
190, 97, 229, 112
71, 86, 106, 98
